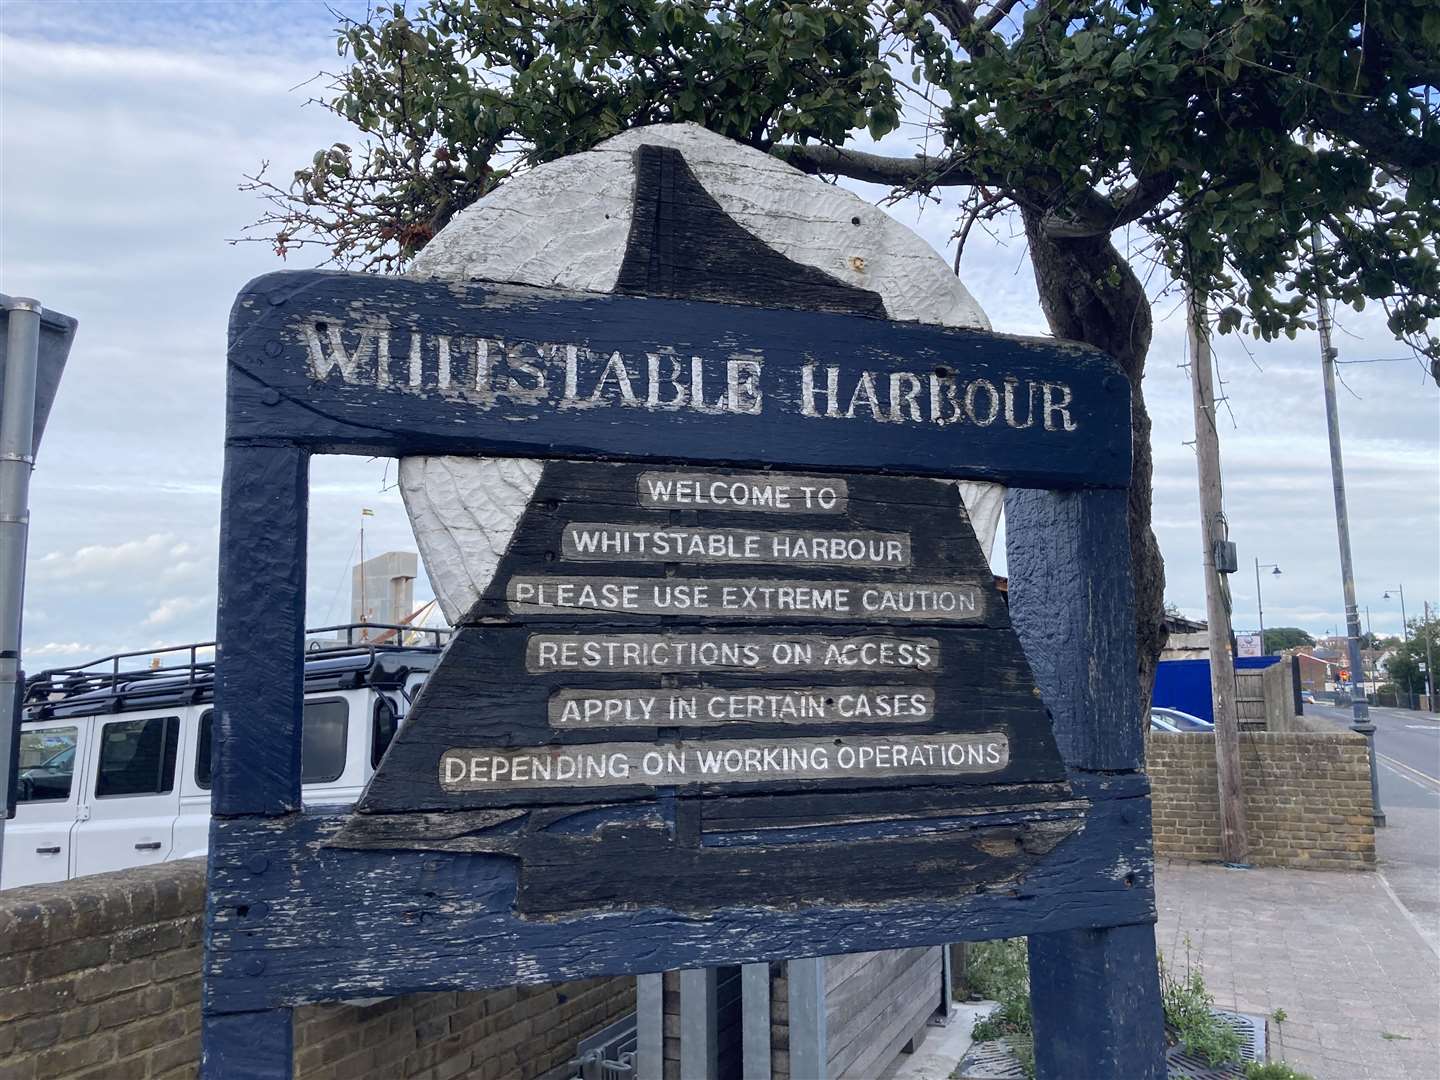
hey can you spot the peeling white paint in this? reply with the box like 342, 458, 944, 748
402, 124, 1005, 607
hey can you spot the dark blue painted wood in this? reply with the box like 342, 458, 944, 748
1029, 923, 1166, 1079
202, 443, 308, 1074
226, 270, 1131, 489
1007, 489, 1165, 1078
203, 772, 1151, 1012
200, 1010, 293, 1079
1004, 488, 1143, 771
211, 443, 309, 816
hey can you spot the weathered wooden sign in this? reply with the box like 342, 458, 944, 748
203, 125, 1164, 1079
328, 462, 1083, 913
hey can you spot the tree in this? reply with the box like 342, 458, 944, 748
1383, 614, 1438, 697
242, 0, 1440, 707
1262, 627, 1314, 653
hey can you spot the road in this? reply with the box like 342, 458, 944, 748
1309, 701, 1440, 955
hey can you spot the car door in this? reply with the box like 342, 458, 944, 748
71, 711, 181, 878
1, 719, 90, 888
173, 705, 213, 860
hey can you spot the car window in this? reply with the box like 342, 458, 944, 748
195, 700, 348, 789
302, 699, 348, 783
196, 709, 214, 789
16, 727, 79, 802
96, 716, 179, 798
372, 696, 398, 769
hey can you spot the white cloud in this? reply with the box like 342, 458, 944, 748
33, 533, 188, 582
25, 641, 103, 659
142, 595, 208, 627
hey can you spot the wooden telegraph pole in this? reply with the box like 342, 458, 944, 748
1186, 290, 1249, 864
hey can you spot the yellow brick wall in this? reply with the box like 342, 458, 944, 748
1146, 731, 1376, 869
0, 860, 634, 1080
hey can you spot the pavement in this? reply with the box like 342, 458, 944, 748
1156, 860, 1440, 1080
1308, 702, 1440, 953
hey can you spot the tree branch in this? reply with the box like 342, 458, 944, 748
978, 0, 1025, 34
931, 1, 976, 40
1315, 104, 1439, 175
772, 143, 994, 189
1041, 171, 1178, 239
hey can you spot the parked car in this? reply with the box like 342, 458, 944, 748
1149, 707, 1214, 733
1300, 690, 1317, 704
3, 623, 449, 890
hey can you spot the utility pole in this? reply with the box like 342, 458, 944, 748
1316, 294, 1384, 825
1186, 290, 1248, 863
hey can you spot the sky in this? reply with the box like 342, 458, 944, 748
1, 1, 1436, 671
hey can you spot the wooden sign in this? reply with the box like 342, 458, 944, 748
202, 125, 1165, 1080
329, 463, 1082, 914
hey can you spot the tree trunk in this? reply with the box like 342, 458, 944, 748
1021, 209, 1168, 720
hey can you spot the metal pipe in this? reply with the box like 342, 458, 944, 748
1317, 297, 1384, 825
0, 298, 42, 867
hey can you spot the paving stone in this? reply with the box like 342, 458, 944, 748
1157, 862, 1439, 1080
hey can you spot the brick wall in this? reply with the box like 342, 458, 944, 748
0, 860, 634, 1080
1146, 731, 1375, 869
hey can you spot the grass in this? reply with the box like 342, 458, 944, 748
958, 935, 1310, 1080
1244, 1064, 1316, 1079
1159, 936, 1243, 1067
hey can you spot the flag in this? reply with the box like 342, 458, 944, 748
360, 508, 375, 517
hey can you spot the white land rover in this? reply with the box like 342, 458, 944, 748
3, 624, 448, 890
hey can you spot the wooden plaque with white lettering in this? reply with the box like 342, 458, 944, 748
332, 462, 1081, 912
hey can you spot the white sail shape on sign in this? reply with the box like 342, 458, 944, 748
400, 123, 1002, 625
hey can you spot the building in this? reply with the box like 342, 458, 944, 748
1288, 651, 1334, 695
1161, 613, 1209, 660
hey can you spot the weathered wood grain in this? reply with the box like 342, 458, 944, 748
1005, 488, 1142, 771
211, 443, 308, 815
1029, 924, 1167, 1079
203, 771, 1154, 1013
226, 272, 1131, 490
1007, 487, 1166, 1077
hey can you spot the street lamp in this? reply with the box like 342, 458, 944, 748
1255, 560, 1281, 654
1384, 585, 1410, 706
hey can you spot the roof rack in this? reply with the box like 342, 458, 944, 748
23, 622, 452, 709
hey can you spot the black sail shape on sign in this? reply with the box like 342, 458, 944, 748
335, 463, 1084, 916
615, 144, 889, 317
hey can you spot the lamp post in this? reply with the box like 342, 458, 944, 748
1255, 560, 1281, 654
1425, 600, 1437, 714
1384, 585, 1409, 707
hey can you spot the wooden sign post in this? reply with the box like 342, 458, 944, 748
202, 126, 1164, 1079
